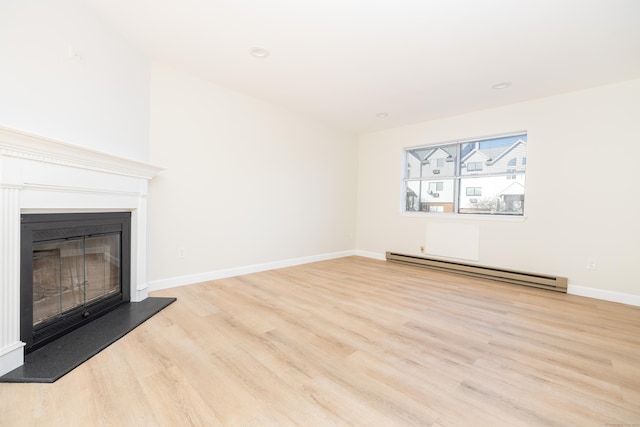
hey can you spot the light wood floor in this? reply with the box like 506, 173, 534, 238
1, 256, 639, 426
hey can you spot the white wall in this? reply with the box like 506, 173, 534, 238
356, 78, 640, 298
0, 0, 150, 161
147, 65, 358, 284
3, 1, 636, 302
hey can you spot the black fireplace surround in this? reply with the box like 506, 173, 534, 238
20, 212, 131, 353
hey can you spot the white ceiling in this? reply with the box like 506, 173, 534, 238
87, 0, 640, 134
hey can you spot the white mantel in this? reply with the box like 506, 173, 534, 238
0, 126, 162, 376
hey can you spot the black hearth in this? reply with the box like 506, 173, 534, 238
20, 212, 131, 353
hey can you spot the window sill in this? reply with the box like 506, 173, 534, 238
400, 211, 527, 222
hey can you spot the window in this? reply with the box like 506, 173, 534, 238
404, 133, 527, 215
466, 162, 483, 172
466, 187, 482, 196
428, 182, 443, 193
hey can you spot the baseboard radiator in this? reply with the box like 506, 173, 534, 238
386, 252, 568, 292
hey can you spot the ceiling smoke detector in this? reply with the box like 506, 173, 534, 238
492, 82, 512, 90
249, 47, 270, 58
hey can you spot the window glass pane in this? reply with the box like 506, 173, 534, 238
32, 240, 65, 325
406, 179, 455, 212
461, 134, 527, 176
404, 133, 526, 216
405, 181, 420, 211
459, 176, 525, 215
85, 235, 120, 304
406, 144, 457, 178
406, 150, 423, 179
58, 239, 86, 313
32, 238, 86, 324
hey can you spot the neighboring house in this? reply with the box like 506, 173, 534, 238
406, 145, 457, 212
459, 138, 526, 214
406, 137, 527, 214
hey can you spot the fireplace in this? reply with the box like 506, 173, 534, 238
0, 126, 162, 376
20, 212, 131, 353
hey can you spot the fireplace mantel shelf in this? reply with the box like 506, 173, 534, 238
0, 126, 163, 180
0, 125, 162, 376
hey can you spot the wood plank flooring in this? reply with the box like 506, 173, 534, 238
1, 256, 639, 426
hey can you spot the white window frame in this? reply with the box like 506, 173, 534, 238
403, 132, 527, 217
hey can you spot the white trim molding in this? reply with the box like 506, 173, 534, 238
0, 126, 159, 179
568, 284, 640, 307
148, 251, 356, 292
354, 250, 386, 261
0, 126, 162, 376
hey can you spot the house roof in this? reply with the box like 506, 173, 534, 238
461, 136, 527, 165
408, 146, 456, 163
498, 182, 525, 196
410, 135, 526, 167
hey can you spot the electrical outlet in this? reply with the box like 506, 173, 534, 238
178, 247, 186, 258
68, 46, 84, 62
586, 258, 597, 270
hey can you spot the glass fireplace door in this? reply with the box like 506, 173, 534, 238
32, 234, 121, 327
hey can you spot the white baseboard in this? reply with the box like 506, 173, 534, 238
568, 284, 640, 307
148, 250, 356, 292
354, 250, 386, 260
148, 250, 640, 308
